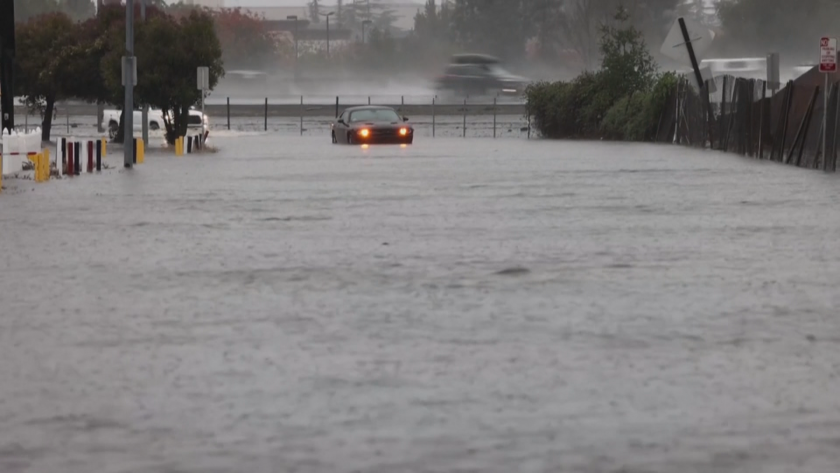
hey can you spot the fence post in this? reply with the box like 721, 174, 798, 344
74, 141, 80, 175
335, 96, 339, 118
264, 98, 268, 132
824, 72, 829, 163
66, 108, 70, 134
778, 81, 795, 163
300, 96, 304, 136
493, 97, 497, 138
527, 109, 531, 140
432, 97, 436, 138
758, 82, 767, 159
227, 97, 230, 131
830, 83, 840, 172
368, 96, 371, 105
463, 98, 467, 138
788, 85, 819, 167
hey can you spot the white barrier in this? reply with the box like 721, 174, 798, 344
1, 129, 42, 175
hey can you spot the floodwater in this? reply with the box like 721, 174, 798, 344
1, 136, 839, 473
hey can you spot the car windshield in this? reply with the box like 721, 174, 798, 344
349, 109, 401, 123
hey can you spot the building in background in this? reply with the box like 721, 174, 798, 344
183, 0, 224, 8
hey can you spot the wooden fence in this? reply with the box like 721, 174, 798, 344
657, 75, 838, 172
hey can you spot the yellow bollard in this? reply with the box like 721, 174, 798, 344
137, 138, 145, 164
35, 153, 41, 182
39, 153, 46, 182
27, 153, 44, 183
43, 149, 51, 181
32, 153, 41, 182
102, 139, 107, 157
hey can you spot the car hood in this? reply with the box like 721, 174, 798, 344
351, 122, 410, 127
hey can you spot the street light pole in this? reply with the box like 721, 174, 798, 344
320, 11, 334, 59
286, 15, 299, 80
124, 0, 135, 168
140, 0, 148, 148
362, 19, 371, 44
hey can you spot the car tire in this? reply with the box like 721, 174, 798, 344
150, 122, 160, 131
331, 131, 337, 144
347, 133, 355, 145
108, 121, 119, 139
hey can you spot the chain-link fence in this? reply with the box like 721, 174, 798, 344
657, 75, 838, 172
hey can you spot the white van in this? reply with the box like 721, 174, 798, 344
101, 108, 208, 139
700, 58, 767, 80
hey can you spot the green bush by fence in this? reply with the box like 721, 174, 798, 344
525, 6, 672, 142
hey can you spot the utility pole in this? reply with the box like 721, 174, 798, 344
141, 0, 148, 148
96, 0, 104, 133
0, 0, 15, 134
124, 0, 135, 168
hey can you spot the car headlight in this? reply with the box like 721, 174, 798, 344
399, 128, 408, 136
359, 129, 370, 138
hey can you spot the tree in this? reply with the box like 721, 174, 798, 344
450, 0, 527, 61
308, 0, 321, 23
129, 10, 223, 144
14, 12, 78, 142
213, 8, 279, 71
59, 0, 95, 22
598, 6, 657, 95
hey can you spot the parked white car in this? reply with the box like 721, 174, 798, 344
700, 58, 767, 80
102, 108, 208, 139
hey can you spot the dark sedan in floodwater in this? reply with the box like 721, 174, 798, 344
331, 106, 414, 145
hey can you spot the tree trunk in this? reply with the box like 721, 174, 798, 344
97, 102, 104, 133
113, 109, 126, 144
41, 96, 56, 143
163, 106, 189, 145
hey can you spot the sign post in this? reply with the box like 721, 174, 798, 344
820, 37, 836, 164
197, 66, 209, 141
124, 0, 135, 168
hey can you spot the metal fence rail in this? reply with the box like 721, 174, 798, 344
12, 95, 531, 141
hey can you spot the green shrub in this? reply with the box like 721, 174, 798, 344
526, 6, 666, 141
600, 72, 678, 141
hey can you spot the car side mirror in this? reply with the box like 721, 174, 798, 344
338, 119, 346, 125
402, 116, 409, 122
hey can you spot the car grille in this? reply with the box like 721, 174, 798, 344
366, 128, 405, 139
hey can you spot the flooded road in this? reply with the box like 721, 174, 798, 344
1, 136, 839, 472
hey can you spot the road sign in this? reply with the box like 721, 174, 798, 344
820, 37, 837, 73
660, 17, 715, 64
197, 66, 210, 91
